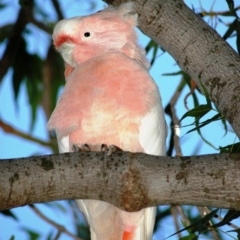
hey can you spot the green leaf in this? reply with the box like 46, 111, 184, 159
163, 71, 201, 108
11, 37, 28, 102
0, 209, 18, 221
184, 113, 222, 134
182, 113, 222, 149
219, 109, 228, 136
19, 0, 33, 8
145, 39, 163, 65
0, 24, 13, 43
219, 142, 240, 153
0, 3, 7, 10
154, 207, 171, 232
162, 70, 183, 76
49, 50, 65, 111
179, 104, 212, 122
179, 219, 198, 239
227, 229, 240, 240
10, 35, 45, 130
44, 202, 67, 213
236, 20, 240, 54
212, 210, 240, 228
223, 19, 237, 40
165, 209, 219, 239
25, 54, 43, 130
46, 231, 54, 240
218, 9, 238, 17
179, 233, 198, 240
225, 0, 235, 12
0, 3, 7, 9
9, 236, 15, 240
199, 80, 211, 105
179, 77, 222, 149
77, 224, 90, 240
21, 227, 40, 240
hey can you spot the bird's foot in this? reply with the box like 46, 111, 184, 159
72, 144, 91, 152
101, 144, 122, 156
72, 143, 122, 155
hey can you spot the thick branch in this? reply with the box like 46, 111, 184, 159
1, 152, 240, 212
106, 0, 240, 137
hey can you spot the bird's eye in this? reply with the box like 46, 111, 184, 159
84, 32, 91, 37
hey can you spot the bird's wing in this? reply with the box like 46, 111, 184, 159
57, 134, 70, 153
139, 103, 167, 156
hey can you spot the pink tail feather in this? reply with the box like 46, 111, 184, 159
122, 230, 135, 240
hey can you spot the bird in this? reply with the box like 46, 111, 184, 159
48, 2, 167, 240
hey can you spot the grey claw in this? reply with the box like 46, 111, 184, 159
106, 145, 122, 156
72, 144, 91, 152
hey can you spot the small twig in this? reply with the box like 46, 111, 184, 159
171, 205, 181, 239
204, 207, 239, 230
29, 205, 83, 240
165, 78, 185, 156
0, 119, 54, 148
197, 206, 221, 240
197, 6, 240, 17
176, 206, 190, 226
28, 17, 52, 34
183, 79, 198, 110
53, 231, 61, 240
51, 0, 64, 20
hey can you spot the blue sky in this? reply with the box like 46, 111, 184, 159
0, 0, 239, 239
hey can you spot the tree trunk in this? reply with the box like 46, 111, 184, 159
106, 0, 240, 137
1, 152, 240, 211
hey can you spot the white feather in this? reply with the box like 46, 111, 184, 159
57, 134, 69, 153
139, 104, 167, 156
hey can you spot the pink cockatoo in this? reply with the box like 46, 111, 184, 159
48, 3, 167, 240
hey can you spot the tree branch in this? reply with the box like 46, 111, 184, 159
165, 78, 184, 156
51, 0, 64, 20
27, 17, 52, 34
30, 205, 83, 240
105, 0, 240, 137
1, 152, 240, 211
0, 119, 54, 148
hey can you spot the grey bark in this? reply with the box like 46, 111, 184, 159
1, 152, 240, 212
106, 0, 240, 137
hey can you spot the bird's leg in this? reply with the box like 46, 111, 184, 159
72, 143, 91, 152
101, 144, 122, 156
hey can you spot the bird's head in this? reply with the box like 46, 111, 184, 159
52, 3, 149, 69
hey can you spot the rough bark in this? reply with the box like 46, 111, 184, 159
105, 0, 240, 137
1, 152, 240, 212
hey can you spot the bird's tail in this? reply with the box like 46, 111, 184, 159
122, 230, 135, 240
77, 199, 156, 240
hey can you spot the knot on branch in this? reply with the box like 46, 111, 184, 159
120, 168, 149, 212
